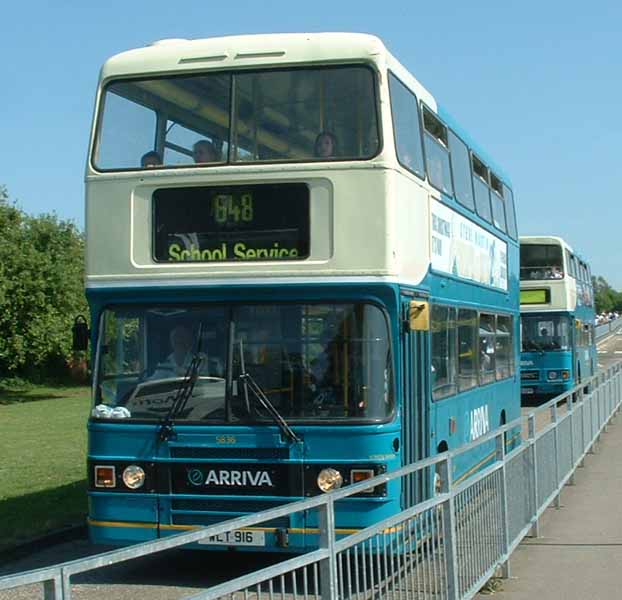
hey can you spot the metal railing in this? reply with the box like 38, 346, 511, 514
1, 362, 621, 600
596, 316, 622, 339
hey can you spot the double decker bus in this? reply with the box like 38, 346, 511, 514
519, 236, 597, 399
83, 33, 521, 552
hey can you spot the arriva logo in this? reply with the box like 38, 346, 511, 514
188, 468, 204, 486
188, 468, 274, 487
469, 405, 490, 441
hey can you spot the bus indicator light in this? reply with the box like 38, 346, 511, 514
95, 466, 116, 488
351, 469, 375, 493
409, 301, 430, 331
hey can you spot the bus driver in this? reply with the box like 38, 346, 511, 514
152, 326, 201, 379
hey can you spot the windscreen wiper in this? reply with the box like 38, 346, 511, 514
238, 340, 301, 445
158, 325, 204, 442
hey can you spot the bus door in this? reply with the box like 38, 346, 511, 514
402, 298, 430, 506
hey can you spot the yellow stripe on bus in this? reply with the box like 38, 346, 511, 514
88, 519, 387, 536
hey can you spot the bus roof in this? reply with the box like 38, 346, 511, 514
520, 235, 573, 252
100, 33, 511, 188
520, 236, 592, 265
101, 32, 391, 79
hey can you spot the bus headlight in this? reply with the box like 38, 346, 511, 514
122, 465, 146, 490
548, 371, 559, 381
561, 370, 570, 380
317, 468, 343, 493
434, 471, 442, 495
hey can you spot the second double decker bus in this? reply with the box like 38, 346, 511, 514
83, 33, 521, 552
519, 236, 597, 399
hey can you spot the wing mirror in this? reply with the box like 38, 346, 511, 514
72, 315, 90, 351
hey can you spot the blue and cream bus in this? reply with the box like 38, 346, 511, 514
519, 236, 597, 399
83, 33, 521, 551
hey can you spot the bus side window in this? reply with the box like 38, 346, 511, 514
472, 155, 492, 223
457, 308, 478, 391
422, 107, 453, 197
431, 305, 457, 400
495, 315, 513, 380
388, 72, 425, 178
478, 313, 496, 385
502, 183, 518, 239
449, 131, 475, 211
489, 173, 506, 233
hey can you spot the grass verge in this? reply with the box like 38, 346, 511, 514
0, 386, 90, 550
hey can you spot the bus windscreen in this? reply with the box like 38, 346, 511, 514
93, 303, 394, 423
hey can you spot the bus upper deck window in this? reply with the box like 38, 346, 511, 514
471, 155, 492, 223
94, 66, 380, 171
422, 107, 453, 196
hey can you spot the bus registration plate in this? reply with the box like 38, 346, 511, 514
521, 388, 535, 395
201, 529, 266, 547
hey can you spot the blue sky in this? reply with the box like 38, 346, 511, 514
2, 1, 621, 287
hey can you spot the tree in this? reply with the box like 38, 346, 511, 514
0, 187, 87, 378
592, 275, 620, 315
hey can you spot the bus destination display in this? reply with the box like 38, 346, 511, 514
153, 183, 309, 262
520, 289, 551, 305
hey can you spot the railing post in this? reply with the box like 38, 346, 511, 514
318, 498, 339, 600
495, 432, 511, 578
567, 394, 575, 485
595, 383, 602, 448
598, 379, 604, 435
43, 575, 64, 600
62, 569, 72, 600
588, 385, 597, 455
578, 386, 586, 466
550, 403, 561, 509
527, 413, 540, 537
440, 456, 459, 600
603, 378, 613, 424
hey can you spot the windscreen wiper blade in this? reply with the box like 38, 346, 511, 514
158, 325, 204, 442
239, 371, 301, 445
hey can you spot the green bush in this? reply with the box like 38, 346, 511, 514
0, 186, 87, 379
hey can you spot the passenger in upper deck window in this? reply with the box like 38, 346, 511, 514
140, 151, 162, 168
314, 131, 338, 158
193, 140, 219, 163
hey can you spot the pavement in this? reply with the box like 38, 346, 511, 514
479, 329, 622, 600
